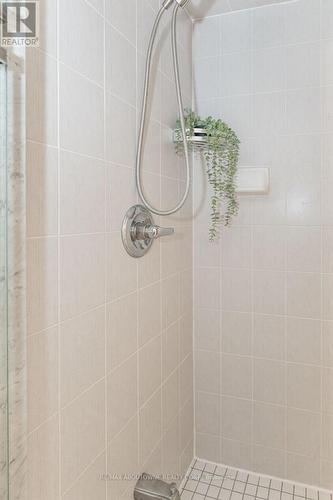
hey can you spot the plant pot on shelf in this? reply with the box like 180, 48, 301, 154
173, 110, 240, 241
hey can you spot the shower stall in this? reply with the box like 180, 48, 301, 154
1, 0, 333, 499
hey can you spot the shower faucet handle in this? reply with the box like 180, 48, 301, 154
122, 205, 175, 258
136, 223, 174, 240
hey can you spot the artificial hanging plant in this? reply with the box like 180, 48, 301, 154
175, 109, 240, 241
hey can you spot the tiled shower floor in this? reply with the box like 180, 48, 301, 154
181, 459, 333, 500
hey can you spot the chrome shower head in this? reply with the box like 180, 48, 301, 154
162, 0, 190, 10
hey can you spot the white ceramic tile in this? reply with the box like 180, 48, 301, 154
323, 321, 333, 367
26, 49, 58, 146
253, 403, 285, 450
105, 93, 136, 167
61, 381, 105, 492
27, 417, 60, 500
252, 226, 285, 271
105, 23, 136, 106
195, 350, 220, 394
106, 0, 136, 45
287, 408, 321, 457
221, 227, 252, 269
27, 327, 58, 432
59, 0, 104, 85
221, 269, 252, 313
27, 237, 58, 334
252, 3, 285, 49
195, 308, 220, 352
253, 270, 285, 316
287, 272, 321, 319
287, 363, 321, 412
287, 227, 321, 273
139, 336, 161, 405
253, 47, 285, 93
59, 64, 104, 158
286, 89, 321, 136
221, 396, 252, 443
196, 392, 220, 436
221, 311, 252, 356
220, 10, 252, 54
60, 307, 105, 407
284, 0, 320, 44
220, 52, 252, 97
254, 359, 285, 405
322, 0, 333, 39
27, 142, 58, 237
194, 57, 220, 102
193, 17, 220, 59
60, 150, 105, 234
286, 317, 321, 365
253, 314, 285, 361
107, 354, 138, 440
60, 234, 105, 320
107, 292, 138, 371
286, 42, 320, 89
221, 354, 252, 399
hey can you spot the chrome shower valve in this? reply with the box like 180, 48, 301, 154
122, 205, 175, 258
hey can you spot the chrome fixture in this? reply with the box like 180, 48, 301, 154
163, 0, 190, 9
134, 473, 181, 500
122, 205, 174, 258
136, 0, 191, 216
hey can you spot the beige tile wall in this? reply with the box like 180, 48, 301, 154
26, 0, 193, 499
193, 0, 333, 490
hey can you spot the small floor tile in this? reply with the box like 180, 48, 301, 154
269, 490, 282, 500
211, 476, 223, 488
207, 485, 221, 499
226, 469, 237, 480
257, 486, 269, 499
230, 492, 243, 500
234, 481, 246, 494
205, 463, 217, 474
223, 478, 235, 490
216, 466, 227, 477
271, 480, 282, 491
186, 480, 199, 492
282, 483, 294, 495
182, 491, 193, 500
218, 491, 231, 500
201, 473, 213, 484
246, 484, 258, 496
307, 490, 318, 500
181, 459, 332, 500
196, 483, 209, 495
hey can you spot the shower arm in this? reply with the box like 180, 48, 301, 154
135, 0, 191, 217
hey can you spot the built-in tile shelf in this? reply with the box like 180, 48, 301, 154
236, 167, 270, 195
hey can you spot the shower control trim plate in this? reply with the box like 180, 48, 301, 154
122, 205, 174, 258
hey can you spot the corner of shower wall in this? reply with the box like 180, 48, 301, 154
192, 0, 333, 491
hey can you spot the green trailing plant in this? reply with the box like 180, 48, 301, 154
175, 110, 240, 241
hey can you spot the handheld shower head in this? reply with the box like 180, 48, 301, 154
162, 0, 190, 10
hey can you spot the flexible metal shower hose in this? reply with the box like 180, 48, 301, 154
135, 1, 191, 216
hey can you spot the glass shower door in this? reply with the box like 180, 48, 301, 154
0, 47, 8, 500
